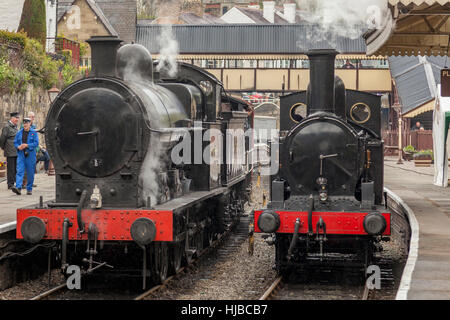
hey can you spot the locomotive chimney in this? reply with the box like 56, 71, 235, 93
86, 36, 122, 78
306, 49, 338, 115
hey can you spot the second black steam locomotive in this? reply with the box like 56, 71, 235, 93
254, 49, 390, 274
16, 36, 253, 288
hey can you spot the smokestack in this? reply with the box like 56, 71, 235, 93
263, 1, 275, 24
283, 3, 296, 23
86, 36, 122, 77
306, 49, 338, 115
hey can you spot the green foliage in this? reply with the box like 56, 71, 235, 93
413, 149, 433, 160
403, 145, 416, 153
17, 0, 47, 47
137, 13, 156, 19
22, 37, 60, 90
1, 30, 83, 93
79, 43, 88, 57
0, 30, 27, 47
0, 56, 31, 94
60, 62, 80, 88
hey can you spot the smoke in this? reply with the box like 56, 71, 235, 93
139, 133, 164, 206
297, 0, 388, 49
156, 25, 179, 78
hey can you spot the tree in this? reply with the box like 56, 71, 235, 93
17, 0, 47, 47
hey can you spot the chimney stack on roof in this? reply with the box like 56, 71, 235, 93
263, 1, 275, 24
181, 0, 204, 17
283, 2, 296, 24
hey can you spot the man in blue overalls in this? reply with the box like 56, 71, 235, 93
11, 118, 39, 195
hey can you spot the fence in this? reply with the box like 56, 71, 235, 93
49, 37, 80, 67
382, 130, 433, 155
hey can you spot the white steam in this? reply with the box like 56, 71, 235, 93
139, 134, 164, 206
156, 25, 179, 78
297, 0, 388, 49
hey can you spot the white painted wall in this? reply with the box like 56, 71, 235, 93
263, 1, 275, 24
221, 7, 255, 24
46, 0, 57, 52
0, 0, 25, 32
283, 3, 296, 23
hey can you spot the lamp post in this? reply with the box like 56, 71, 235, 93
47, 86, 60, 103
46, 87, 60, 176
397, 114, 403, 164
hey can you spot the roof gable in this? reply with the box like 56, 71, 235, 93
58, 0, 118, 36
221, 7, 256, 24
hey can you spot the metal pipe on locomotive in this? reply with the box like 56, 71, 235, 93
254, 49, 390, 274
16, 36, 253, 287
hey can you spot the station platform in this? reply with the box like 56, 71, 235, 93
384, 156, 450, 300
0, 173, 55, 233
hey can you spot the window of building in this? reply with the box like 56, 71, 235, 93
359, 59, 389, 69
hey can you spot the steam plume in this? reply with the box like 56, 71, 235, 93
156, 25, 179, 78
297, 0, 388, 49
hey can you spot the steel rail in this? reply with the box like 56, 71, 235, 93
259, 276, 283, 300
30, 283, 67, 300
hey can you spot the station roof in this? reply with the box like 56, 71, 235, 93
136, 24, 367, 55
389, 55, 448, 115
365, 1, 450, 56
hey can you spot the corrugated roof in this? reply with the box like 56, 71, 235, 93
136, 24, 367, 54
388, 0, 450, 5
389, 55, 449, 114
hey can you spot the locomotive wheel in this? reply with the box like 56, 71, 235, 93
169, 241, 183, 274
151, 243, 169, 284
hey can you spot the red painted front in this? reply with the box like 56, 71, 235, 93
17, 209, 173, 241
254, 210, 391, 235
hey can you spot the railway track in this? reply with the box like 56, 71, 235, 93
137, 215, 251, 300
259, 257, 395, 300
29, 215, 251, 300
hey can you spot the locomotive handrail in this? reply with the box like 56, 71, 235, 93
77, 190, 88, 234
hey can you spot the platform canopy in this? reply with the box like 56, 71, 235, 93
365, 1, 450, 56
433, 84, 450, 186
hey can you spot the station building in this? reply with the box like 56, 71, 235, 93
137, 24, 392, 95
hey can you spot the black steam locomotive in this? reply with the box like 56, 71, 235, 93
254, 49, 390, 274
16, 36, 253, 287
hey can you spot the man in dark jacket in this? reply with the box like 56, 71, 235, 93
0, 112, 20, 189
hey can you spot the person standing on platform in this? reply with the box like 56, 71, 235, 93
11, 118, 39, 195
21, 111, 39, 189
0, 112, 20, 189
